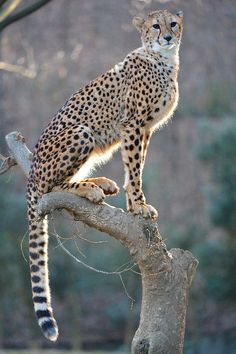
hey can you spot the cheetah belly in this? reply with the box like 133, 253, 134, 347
71, 125, 121, 182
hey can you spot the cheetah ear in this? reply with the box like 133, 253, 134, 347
133, 16, 145, 32
176, 10, 183, 18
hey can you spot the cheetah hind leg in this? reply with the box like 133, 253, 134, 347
52, 181, 105, 203
82, 177, 119, 196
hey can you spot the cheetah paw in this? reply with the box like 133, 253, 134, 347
83, 177, 119, 196
82, 185, 105, 203
96, 179, 119, 196
131, 203, 158, 220
52, 182, 105, 203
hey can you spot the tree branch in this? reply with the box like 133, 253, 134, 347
0, 60, 36, 77
3, 131, 32, 175
0, 0, 53, 32
0, 0, 21, 23
2, 131, 198, 353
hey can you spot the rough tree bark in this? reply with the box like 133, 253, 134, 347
1, 131, 198, 354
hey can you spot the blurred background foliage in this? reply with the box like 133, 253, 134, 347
0, 0, 236, 353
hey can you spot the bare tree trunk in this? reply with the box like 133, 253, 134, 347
1, 131, 198, 354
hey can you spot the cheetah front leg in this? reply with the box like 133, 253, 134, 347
141, 129, 153, 168
121, 126, 158, 219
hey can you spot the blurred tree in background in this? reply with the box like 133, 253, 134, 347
199, 119, 236, 234
197, 118, 236, 301
182, 117, 236, 354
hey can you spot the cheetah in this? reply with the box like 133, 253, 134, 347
27, 9, 183, 341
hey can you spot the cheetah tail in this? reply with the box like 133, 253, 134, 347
27, 176, 58, 341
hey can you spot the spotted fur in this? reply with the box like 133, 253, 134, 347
27, 9, 183, 340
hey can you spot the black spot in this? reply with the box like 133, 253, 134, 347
32, 275, 41, 283
30, 233, 38, 240
36, 309, 51, 319
31, 265, 39, 272
33, 296, 47, 303
38, 260, 45, 266
33, 286, 44, 293
83, 146, 89, 154
29, 242, 38, 248
41, 320, 55, 333
30, 252, 39, 260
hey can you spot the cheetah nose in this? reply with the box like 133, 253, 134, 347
164, 35, 172, 42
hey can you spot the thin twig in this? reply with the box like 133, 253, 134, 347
119, 273, 135, 307
74, 221, 108, 244
20, 229, 29, 264
55, 230, 138, 276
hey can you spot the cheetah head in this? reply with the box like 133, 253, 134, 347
133, 10, 183, 56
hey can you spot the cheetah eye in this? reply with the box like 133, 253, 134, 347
170, 21, 177, 28
152, 23, 160, 30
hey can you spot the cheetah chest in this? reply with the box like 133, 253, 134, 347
147, 68, 179, 129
